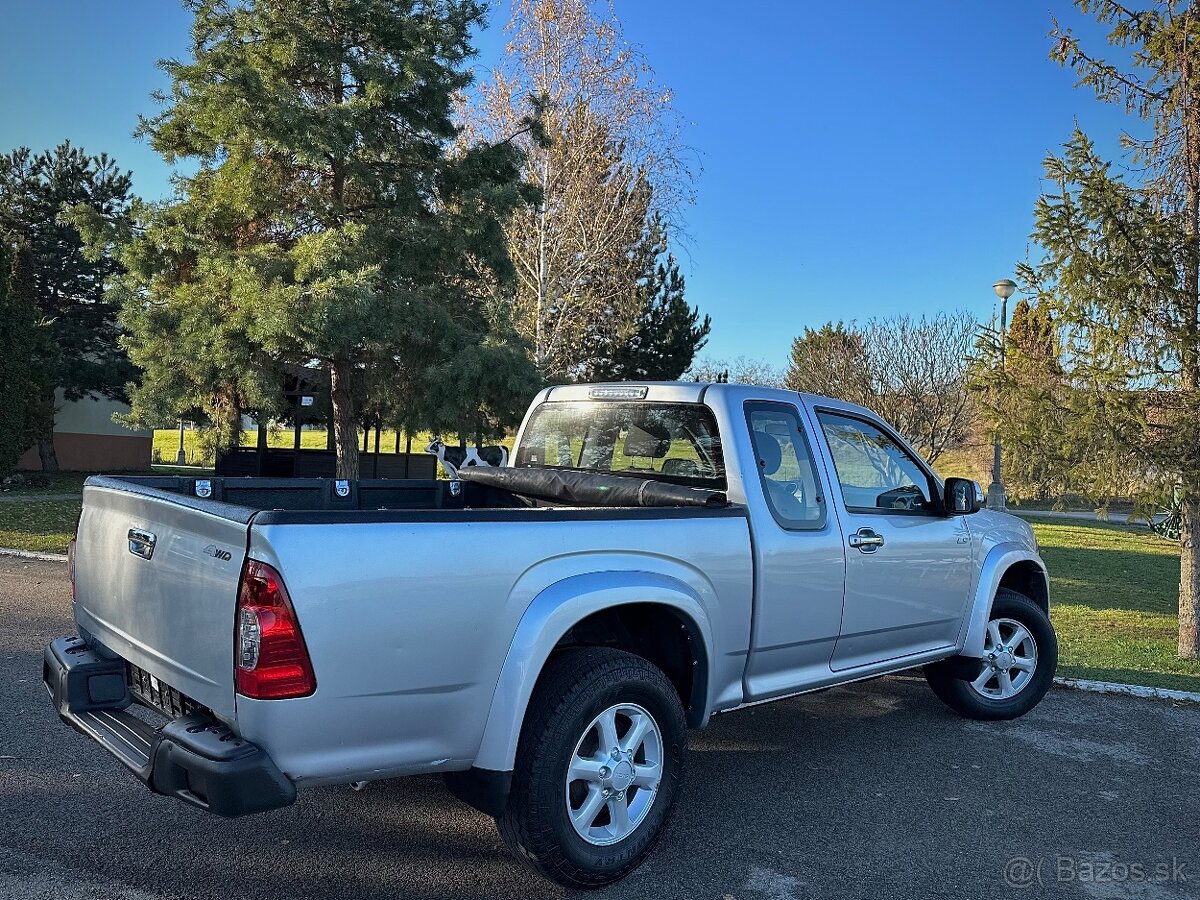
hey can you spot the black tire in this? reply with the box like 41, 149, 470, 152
923, 588, 1058, 721
497, 647, 686, 889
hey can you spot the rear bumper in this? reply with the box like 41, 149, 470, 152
43, 635, 295, 817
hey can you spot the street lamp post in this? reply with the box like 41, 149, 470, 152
176, 418, 187, 465
989, 279, 1017, 510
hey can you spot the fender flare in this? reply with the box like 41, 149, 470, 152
470, 570, 715, 773
960, 544, 1050, 658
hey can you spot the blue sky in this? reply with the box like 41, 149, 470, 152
0, 1, 1137, 366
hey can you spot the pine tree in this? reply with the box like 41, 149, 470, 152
0, 143, 135, 471
972, 300, 1082, 500
0, 239, 43, 472
579, 215, 709, 381
1026, 0, 1200, 657
615, 257, 709, 381
107, 0, 539, 477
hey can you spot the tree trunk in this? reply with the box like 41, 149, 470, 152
1180, 496, 1200, 659
37, 435, 58, 472
255, 415, 269, 476
31, 390, 59, 473
216, 399, 243, 464
329, 354, 359, 480
1178, 42, 1199, 660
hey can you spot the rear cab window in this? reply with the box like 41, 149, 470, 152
515, 402, 726, 488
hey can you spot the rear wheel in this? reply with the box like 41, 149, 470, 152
497, 647, 686, 889
924, 588, 1057, 720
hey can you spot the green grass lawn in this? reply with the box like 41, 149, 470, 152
153, 427, 436, 466
932, 446, 990, 485
1, 471, 91, 496
1026, 518, 1200, 693
1, 467, 211, 500
0, 500, 82, 554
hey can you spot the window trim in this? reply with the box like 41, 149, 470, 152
813, 407, 942, 518
743, 400, 828, 532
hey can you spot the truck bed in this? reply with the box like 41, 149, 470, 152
70, 474, 752, 784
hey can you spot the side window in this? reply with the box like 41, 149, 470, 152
816, 411, 935, 513
745, 403, 825, 529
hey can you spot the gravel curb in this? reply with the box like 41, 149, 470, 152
1054, 676, 1200, 704
0, 547, 68, 563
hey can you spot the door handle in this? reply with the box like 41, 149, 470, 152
848, 527, 885, 553
127, 528, 156, 560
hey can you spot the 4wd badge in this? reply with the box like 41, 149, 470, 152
203, 544, 233, 562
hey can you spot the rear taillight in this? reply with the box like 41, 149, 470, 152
67, 538, 77, 601
235, 560, 316, 699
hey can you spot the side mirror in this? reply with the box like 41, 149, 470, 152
943, 477, 981, 515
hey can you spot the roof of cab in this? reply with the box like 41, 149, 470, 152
539, 381, 880, 420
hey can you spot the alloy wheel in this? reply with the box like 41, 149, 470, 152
565, 703, 663, 846
968, 616, 1039, 700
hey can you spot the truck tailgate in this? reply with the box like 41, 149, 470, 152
72, 483, 251, 721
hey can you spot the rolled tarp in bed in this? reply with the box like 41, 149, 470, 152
457, 467, 728, 509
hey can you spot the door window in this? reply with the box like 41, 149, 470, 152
746, 403, 825, 529
816, 411, 936, 514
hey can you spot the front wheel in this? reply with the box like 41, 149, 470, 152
497, 647, 686, 889
924, 588, 1058, 720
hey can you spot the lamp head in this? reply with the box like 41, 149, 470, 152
993, 279, 1017, 300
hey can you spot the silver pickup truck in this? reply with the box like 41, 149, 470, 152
44, 382, 1055, 889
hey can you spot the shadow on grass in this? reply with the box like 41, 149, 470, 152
1040, 545, 1180, 614
1028, 520, 1200, 690
1030, 517, 1181, 615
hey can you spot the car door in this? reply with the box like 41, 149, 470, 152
741, 401, 847, 700
811, 408, 973, 671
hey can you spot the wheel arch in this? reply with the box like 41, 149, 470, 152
469, 571, 714, 774
960, 546, 1050, 658
998, 559, 1049, 612
552, 601, 709, 728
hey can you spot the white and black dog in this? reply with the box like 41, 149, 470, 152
426, 438, 509, 479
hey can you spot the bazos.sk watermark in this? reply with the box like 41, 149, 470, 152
1003, 854, 1188, 889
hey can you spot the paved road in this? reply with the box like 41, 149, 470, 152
2, 556, 1196, 900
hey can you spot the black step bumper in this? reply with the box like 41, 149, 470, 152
43, 635, 295, 817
